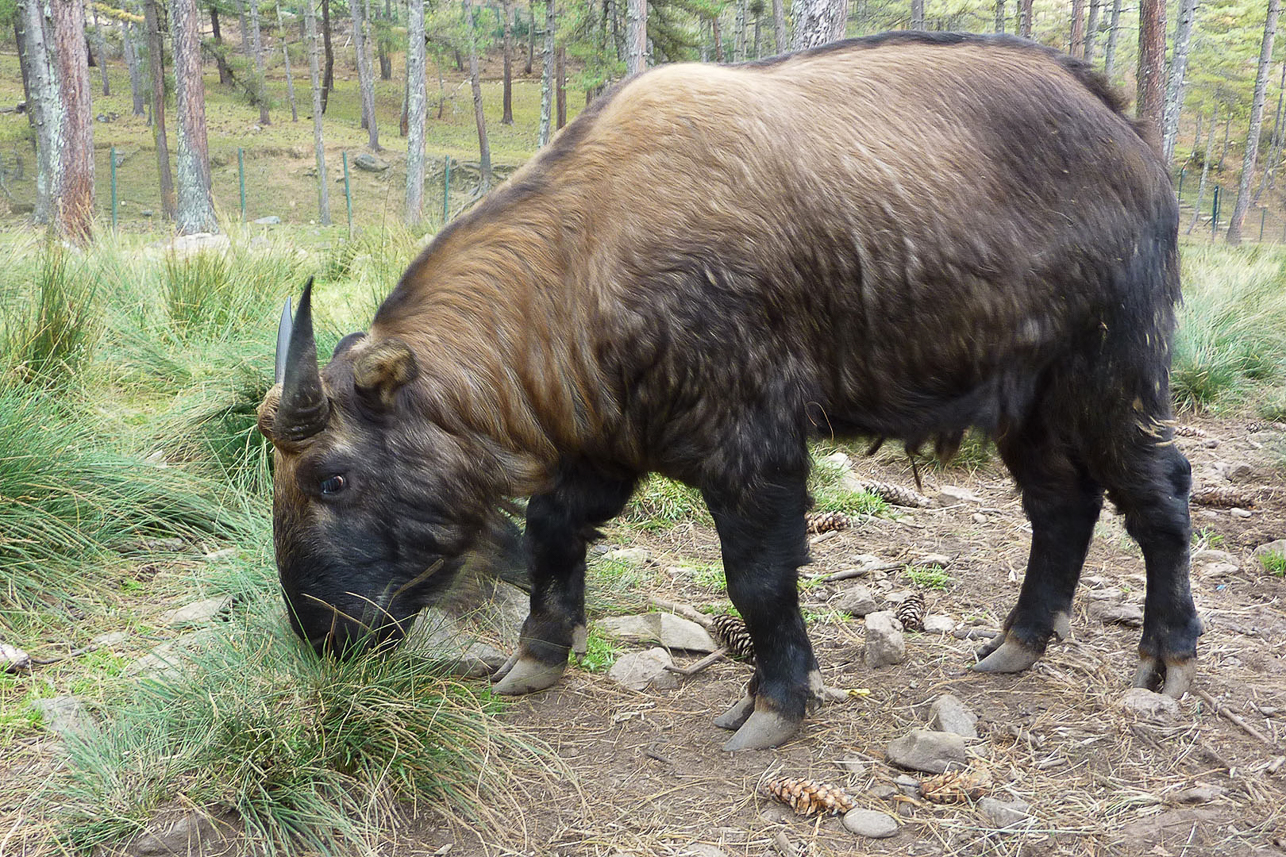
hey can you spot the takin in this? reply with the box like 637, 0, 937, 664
258, 32, 1202, 751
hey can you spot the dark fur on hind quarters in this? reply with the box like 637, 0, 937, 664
258, 32, 1201, 752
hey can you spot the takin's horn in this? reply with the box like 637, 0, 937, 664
275, 296, 292, 385
276, 278, 331, 442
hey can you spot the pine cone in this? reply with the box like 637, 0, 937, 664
920, 769, 992, 804
762, 777, 856, 816
710, 613, 755, 661
806, 510, 852, 535
856, 479, 933, 508
1190, 486, 1257, 508
1173, 425, 1208, 438
895, 591, 926, 631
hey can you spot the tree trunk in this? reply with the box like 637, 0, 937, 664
465, 0, 491, 191
125, 21, 147, 114
1084, 0, 1100, 63
1103, 0, 1121, 77
17, 0, 58, 223
145, 0, 177, 220
211, 6, 234, 84
170, 0, 218, 234
14, 18, 35, 130
1070, 0, 1084, 56
526, 0, 535, 73
538, 0, 554, 146
994, 0, 1004, 32
792, 0, 846, 47
752, 9, 760, 57
50, 0, 94, 244
1218, 111, 1231, 167
625, 0, 645, 73
1190, 112, 1202, 162
277, 3, 298, 121
1136, 0, 1166, 147
772, 0, 785, 51
1160, 0, 1196, 163
378, 21, 391, 80
248, 0, 270, 124
1255, 62, 1286, 202
353, 0, 379, 148
405, 0, 425, 223
909, 0, 924, 30
1018, 0, 1032, 37
303, 0, 329, 223
436, 48, 445, 117
734, 0, 745, 60
92, 4, 110, 95
712, 14, 722, 60
321, 0, 334, 110
555, 45, 566, 128
502, 0, 513, 124
1187, 107, 1217, 234
1227, 0, 1279, 244
211, 3, 221, 39
238, 0, 250, 55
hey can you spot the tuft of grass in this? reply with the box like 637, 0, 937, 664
1172, 244, 1286, 412
2, 248, 100, 387
622, 475, 711, 530
166, 366, 275, 496
53, 598, 556, 855
809, 453, 890, 517
577, 628, 621, 673
1261, 551, 1286, 577
905, 565, 951, 590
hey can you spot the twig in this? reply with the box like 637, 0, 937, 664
29, 644, 98, 666
663, 648, 727, 677
820, 563, 900, 583
648, 597, 713, 629
1196, 689, 1279, 748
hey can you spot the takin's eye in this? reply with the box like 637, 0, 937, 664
319, 475, 347, 496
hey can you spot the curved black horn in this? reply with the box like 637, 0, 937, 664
275, 296, 292, 385
276, 278, 331, 442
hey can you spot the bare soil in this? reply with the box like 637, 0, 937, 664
409, 418, 1286, 857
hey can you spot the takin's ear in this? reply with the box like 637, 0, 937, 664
353, 338, 418, 408
257, 384, 283, 443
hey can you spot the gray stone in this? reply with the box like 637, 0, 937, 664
1231, 508, 1252, 519
868, 784, 899, 801
601, 547, 651, 565
204, 547, 238, 561
915, 553, 952, 567
1121, 688, 1181, 723
923, 614, 954, 634
1173, 784, 1225, 804
352, 152, 389, 172
159, 596, 232, 627
130, 630, 219, 679
1254, 539, 1286, 562
1192, 549, 1238, 566
1224, 461, 1254, 483
93, 631, 129, 647
2, 642, 31, 673
252, 215, 281, 225
132, 812, 222, 855
937, 486, 982, 505
864, 611, 906, 668
1197, 562, 1239, 580
977, 797, 1030, 828
169, 232, 230, 256
842, 809, 899, 838
834, 584, 878, 617
1088, 600, 1144, 627
33, 695, 96, 738
679, 846, 727, 857
406, 608, 509, 676
608, 647, 678, 691
893, 773, 921, 796
596, 613, 718, 652
886, 729, 969, 774
928, 694, 978, 739
972, 512, 988, 524
838, 756, 868, 774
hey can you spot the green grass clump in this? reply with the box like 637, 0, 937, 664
2, 247, 100, 387
577, 629, 621, 673
622, 474, 711, 530
809, 453, 889, 517
55, 601, 555, 854
1172, 244, 1286, 412
1262, 551, 1286, 577
905, 565, 951, 590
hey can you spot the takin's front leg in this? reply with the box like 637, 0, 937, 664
703, 470, 822, 751
492, 460, 636, 695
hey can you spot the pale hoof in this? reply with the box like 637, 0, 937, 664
1051, 610, 1072, 642
721, 710, 802, 751
713, 694, 755, 731
490, 656, 566, 695
1133, 656, 1196, 698
971, 636, 1041, 674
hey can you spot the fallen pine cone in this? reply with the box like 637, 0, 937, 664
762, 777, 855, 816
1173, 425, 1208, 438
895, 591, 926, 631
856, 479, 933, 508
709, 613, 755, 661
920, 769, 992, 804
1190, 486, 1257, 509
805, 510, 852, 535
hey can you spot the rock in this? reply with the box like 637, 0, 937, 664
1085, 586, 1124, 601
923, 614, 954, 634
679, 846, 727, 857
33, 695, 96, 738
203, 547, 238, 561
915, 553, 952, 567
252, 215, 281, 225
838, 757, 868, 774
158, 596, 232, 627
168, 232, 230, 256
864, 611, 906, 668
1196, 562, 1239, 580
352, 152, 389, 172
886, 729, 969, 774
978, 797, 1030, 828
1231, 508, 1252, 519
1172, 784, 1225, 804
601, 547, 651, 565
596, 613, 718, 652
1225, 461, 1254, 483
2, 642, 32, 673
893, 773, 921, 795
608, 647, 678, 691
130, 630, 219, 679
93, 631, 129, 648
929, 694, 978, 739
1121, 688, 1181, 723
1254, 539, 1286, 562
1192, 549, 1238, 566
132, 812, 223, 855
823, 451, 852, 469
937, 486, 982, 505
405, 609, 509, 676
833, 584, 878, 617
842, 809, 899, 838
141, 209, 154, 217
972, 512, 988, 524
1088, 601, 1144, 627
868, 784, 899, 801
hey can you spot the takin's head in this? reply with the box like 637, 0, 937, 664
257, 279, 491, 657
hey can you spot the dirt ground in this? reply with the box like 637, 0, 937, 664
408, 418, 1286, 857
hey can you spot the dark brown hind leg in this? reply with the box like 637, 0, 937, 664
974, 418, 1102, 674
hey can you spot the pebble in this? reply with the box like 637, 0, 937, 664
203, 547, 238, 562
972, 513, 988, 524
132, 812, 225, 855
838, 756, 868, 773
937, 486, 982, 505
842, 808, 899, 838
869, 784, 899, 800
864, 611, 906, 668
1192, 549, 1238, 566
977, 797, 1031, 828
1197, 562, 1239, 579
159, 596, 233, 627
608, 647, 678, 691
1173, 784, 1225, 804
678, 845, 727, 857
32, 695, 96, 738
1231, 508, 1252, 519
1088, 601, 1144, 627
252, 215, 282, 225
929, 694, 979, 739
2, 642, 32, 674
601, 547, 651, 566
922, 614, 954, 633
92, 631, 130, 648
915, 553, 952, 567
886, 729, 969, 774
596, 613, 718, 652
1121, 688, 1181, 723
833, 583, 878, 617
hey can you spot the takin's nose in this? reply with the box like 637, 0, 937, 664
289, 601, 408, 658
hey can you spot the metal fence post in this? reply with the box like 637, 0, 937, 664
342, 151, 354, 237
1177, 168, 1185, 201
442, 156, 451, 225
110, 145, 118, 232
1261, 208, 1268, 242
238, 147, 246, 220
1212, 186, 1220, 238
